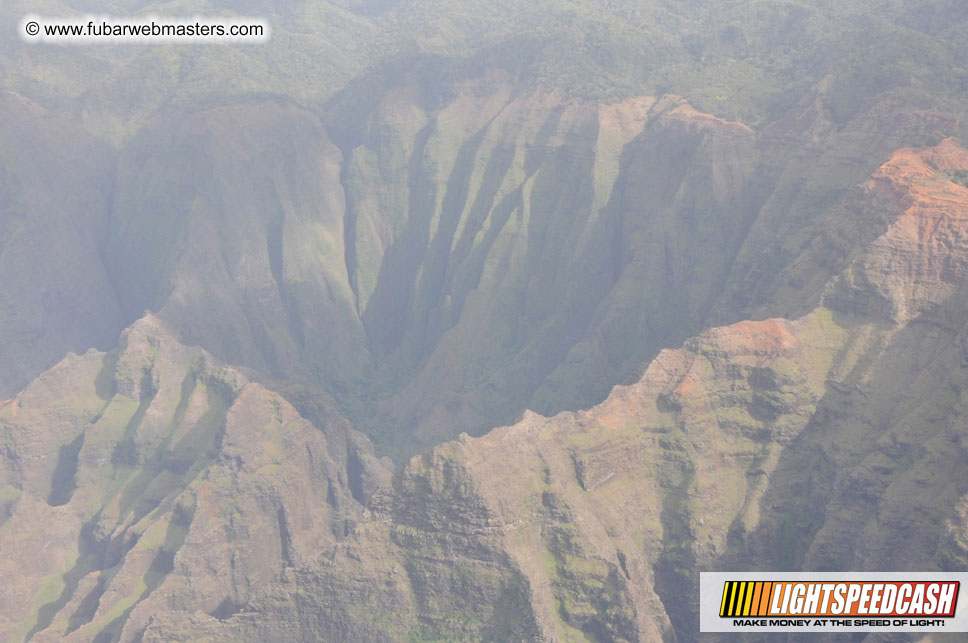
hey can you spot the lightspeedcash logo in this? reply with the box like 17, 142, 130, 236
700, 572, 968, 633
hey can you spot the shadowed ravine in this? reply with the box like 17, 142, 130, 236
3, 2, 968, 638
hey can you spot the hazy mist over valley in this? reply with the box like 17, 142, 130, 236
1, 1, 968, 641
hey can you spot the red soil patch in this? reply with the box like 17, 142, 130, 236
598, 96, 654, 139
875, 139, 968, 246
673, 374, 699, 398
705, 318, 800, 355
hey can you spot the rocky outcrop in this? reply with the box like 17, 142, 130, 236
131, 309, 846, 641
129, 139, 968, 641
824, 138, 968, 323
2, 3, 968, 641
335, 77, 956, 455
0, 73, 956, 461
4, 78, 968, 638
0, 316, 388, 642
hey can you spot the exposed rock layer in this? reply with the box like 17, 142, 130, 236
5, 140, 968, 641
0, 316, 388, 642
0, 69, 958, 460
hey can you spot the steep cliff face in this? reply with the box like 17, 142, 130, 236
3, 3, 968, 641
746, 140, 968, 576
76, 140, 965, 641
136, 308, 848, 641
343, 82, 767, 450
824, 138, 968, 324
95, 72, 956, 458
4, 62, 967, 636
340, 77, 955, 454
0, 316, 388, 642
107, 101, 369, 393
0, 69, 955, 460
0, 93, 124, 397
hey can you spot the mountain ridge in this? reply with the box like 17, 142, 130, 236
0, 73, 959, 462
5, 136, 968, 640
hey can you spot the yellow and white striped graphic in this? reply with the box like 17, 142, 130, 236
720, 581, 775, 617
